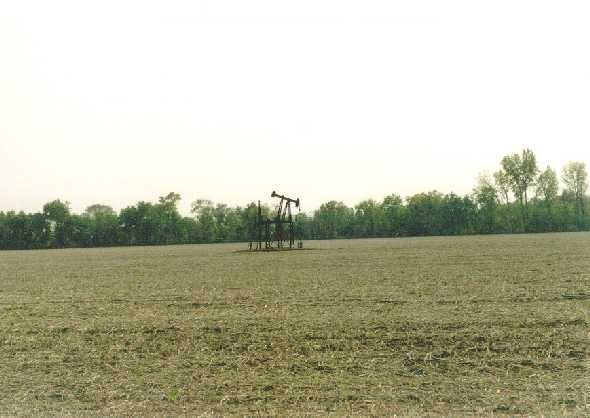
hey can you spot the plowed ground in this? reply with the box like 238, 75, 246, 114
0, 233, 588, 416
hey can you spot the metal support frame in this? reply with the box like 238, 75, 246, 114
248, 191, 303, 251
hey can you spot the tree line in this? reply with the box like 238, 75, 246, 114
0, 149, 588, 250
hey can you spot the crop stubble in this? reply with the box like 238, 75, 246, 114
0, 233, 588, 415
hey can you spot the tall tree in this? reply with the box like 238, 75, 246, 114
536, 166, 559, 205
382, 194, 404, 237
191, 199, 218, 242
405, 191, 444, 236
83, 204, 119, 246
440, 192, 474, 235
85, 204, 115, 218
353, 199, 384, 237
473, 173, 498, 233
155, 192, 183, 244
312, 201, 353, 239
562, 161, 588, 226
43, 200, 70, 224
493, 170, 511, 204
531, 166, 560, 232
191, 199, 214, 215
501, 148, 539, 230
43, 200, 72, 247
493, 170, 517, 232
159, 192, 182, 208
30, 212, 50, 248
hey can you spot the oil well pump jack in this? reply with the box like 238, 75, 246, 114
249, 191, 303, 251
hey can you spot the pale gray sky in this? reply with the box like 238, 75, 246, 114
1, 1, 589, 215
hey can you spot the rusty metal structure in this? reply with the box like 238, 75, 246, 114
249, 191, 303, 251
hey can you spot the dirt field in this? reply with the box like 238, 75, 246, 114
0, 233, 588, 416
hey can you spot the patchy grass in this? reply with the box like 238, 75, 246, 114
0, 233, 588, 416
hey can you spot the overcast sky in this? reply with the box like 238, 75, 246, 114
1, 1, 589, 215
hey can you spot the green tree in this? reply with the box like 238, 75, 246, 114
69, 214, 93, 247
382, 194, 404, 237
532, 166, 559, 231
43, 200, 70, 224
353, 199, 384, 238
154, 192, 183, 244
536, 166, 559, 204
500, 149, 539, 230
209, 204, 243, 241
191, 199, 214, 214
85, 204, 115, 218
312, 201, 354, 239
440, 193, 474, 235
119, 202, 158, 245
493, 170, 511, 204
43, 200, 72, 247
294, 212, 312, 240
405, 191, 444, 236
562, 161, 588, 228
473, 173, 498, 233
191, 199, 218, 242
84, 205, 120, 246
30, 212, 50, 248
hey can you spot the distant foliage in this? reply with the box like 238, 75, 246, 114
0, 151, 588, 250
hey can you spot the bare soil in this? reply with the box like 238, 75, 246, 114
0, 233, 588, 416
